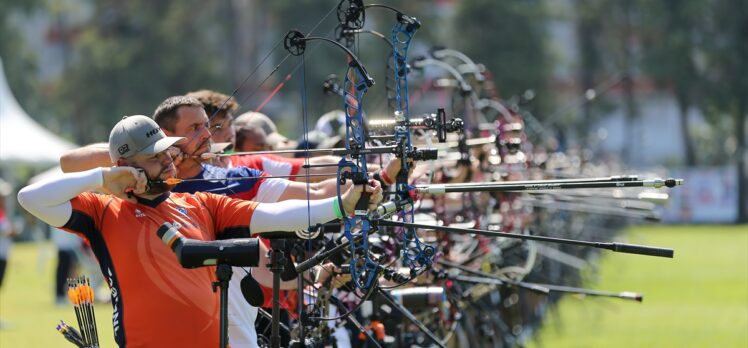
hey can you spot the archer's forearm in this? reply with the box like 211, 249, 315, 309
60, 143, 114, 173
18, 168, 103, 227
250, 197, 339, 234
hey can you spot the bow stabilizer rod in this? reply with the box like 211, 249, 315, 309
438, 259, 643, 302
377, 220, 674, 258
414, 177, 684, 194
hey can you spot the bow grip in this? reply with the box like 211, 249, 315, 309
355, 191, 371, 215
348, 171, 371, 215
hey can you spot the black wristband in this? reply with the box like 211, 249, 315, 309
371, 171, 390, 190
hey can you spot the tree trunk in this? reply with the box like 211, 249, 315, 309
735, 4, 748, 223
676, 95, 697, 166
620, 2, 637, 165
577, 12, 595, 149
736, 94, 747, 223
622, 74, 636, 165
223, 0, 239, 86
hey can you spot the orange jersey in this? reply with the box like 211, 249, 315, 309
62, 191, 258, 348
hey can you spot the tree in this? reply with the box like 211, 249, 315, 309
574, 0, 628, 153
700, 0, 748, 222
637, 0, 709, 166
453, 0, 551, 117
48, 0, 236, 144
0, 0, 43, 125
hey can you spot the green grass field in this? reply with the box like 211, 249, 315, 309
0, 241, 117, 347
529, 225, 748, 348
0, 225, 746, 347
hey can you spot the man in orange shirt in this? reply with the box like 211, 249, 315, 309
18, 115, 382, 347
58, 94, 402, 347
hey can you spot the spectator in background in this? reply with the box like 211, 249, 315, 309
234, 112, 297, 152
231, 111, 346, 182
0, 179, 17, 329
51, 227, 82, 305
235, 124, 270, 153
314, 109, 346, 140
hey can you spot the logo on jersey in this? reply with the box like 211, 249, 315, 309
134, 209, 145, 218
108, 267, 121, 337
176, 206, 188, 216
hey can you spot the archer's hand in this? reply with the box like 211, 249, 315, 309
314, 263, 352, 288
167, 146, 186, 168
101, 167, 148, 203
340, 179, 383, 215
382, 157, 415, 185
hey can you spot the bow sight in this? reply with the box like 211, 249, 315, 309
368, 108, 464, 143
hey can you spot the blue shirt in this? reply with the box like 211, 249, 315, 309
172, 164, 266, 200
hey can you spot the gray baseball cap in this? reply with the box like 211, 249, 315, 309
108, 115, 184, 162
233, 111, 289, 147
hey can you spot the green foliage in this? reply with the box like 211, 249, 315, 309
699, 0, 747, 161
636, 0, 709, 165
453, 0, 551, 116
566, 0, 627, 147
633, 0, 746, 168
637, 0, 706, 90
1, 0, 743, 167
47, 0, 235, 143
700, 0, 748, 221
0, 1, 43, 125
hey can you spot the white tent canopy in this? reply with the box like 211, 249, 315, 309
0, 56, 76, 164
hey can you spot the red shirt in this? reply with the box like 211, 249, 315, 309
231, 154, 304, 180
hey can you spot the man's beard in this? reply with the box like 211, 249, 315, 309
144, 163, 177, 195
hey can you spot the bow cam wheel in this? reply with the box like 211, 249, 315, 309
284, 30, 306, 56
